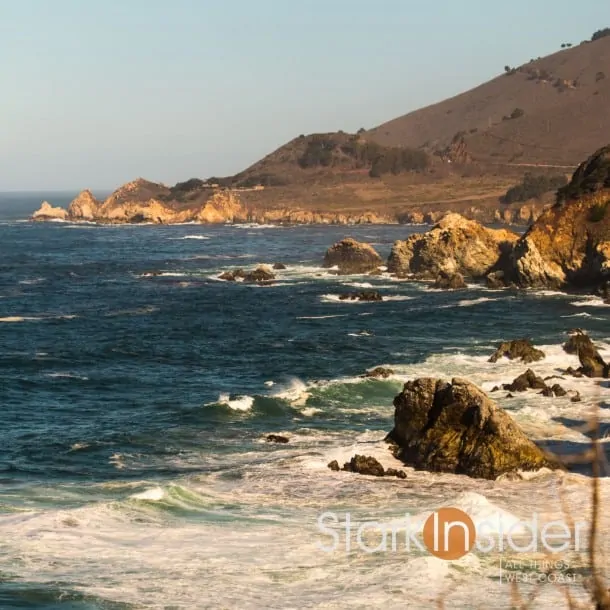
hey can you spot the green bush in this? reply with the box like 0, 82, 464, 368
592, 28, 610, 41
501, 173, 568, 204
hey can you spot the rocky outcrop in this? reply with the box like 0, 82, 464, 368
388, 377, 560, 479
499, 145, 610, 290
31, 201, 68, 221
362, 366, 395, 379
323, 238, 383, 274
433, 270, 467, 290
194, 191, 248, 223
387, 213, 518, 278
266, 434, 289, 444
243, 265, 276, 283
67, 190, 100, 220
332, 455, 406, 479
339, 291, 383, 302
502, 369, 548, 392
563, 330, 609, 378
489, 339, 545, 364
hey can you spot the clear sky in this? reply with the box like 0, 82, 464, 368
2, 0, 609, 190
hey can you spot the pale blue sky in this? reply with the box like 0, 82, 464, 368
2, 0, 608, 190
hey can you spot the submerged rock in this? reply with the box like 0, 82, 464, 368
433, 270, 467, 290
323, 238, 383, 275
342, 455, 385, 477
327, 460, 341, 471
387, 377, 560, 479
272, 263, 287, 270
339, 291, 383, 302
563, 330, 609, 378
503, 369, 547, 392
363, 366, 395, 379
243, 266, 276, 283
218, 269, 245, 282
339, 455, 406, 479
266, 434, 289, 444
489, 339, 546, 364
387, 213, 518, 279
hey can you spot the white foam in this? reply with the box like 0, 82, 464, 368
130, 487, 166, 501
456, 297, 496, 307
570, 296, 610, 308
0, 316, 41, 323
169, 235, 210, 240
217, 393, 255, 412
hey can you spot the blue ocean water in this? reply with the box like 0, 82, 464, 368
1, 194, 609, 609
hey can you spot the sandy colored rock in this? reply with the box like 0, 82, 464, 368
67, 190, 100, 220
323, 238, 383, 274
387, 213, 518, 278
31, 201, 68, 221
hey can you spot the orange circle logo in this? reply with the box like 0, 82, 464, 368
423, 508, 476, 560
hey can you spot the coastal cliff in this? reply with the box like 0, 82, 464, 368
495, 145, 610, 291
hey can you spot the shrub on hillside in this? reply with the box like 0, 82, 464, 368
591, 28, 610, 42
501, 173, 568, 204
369, 147, 429, 178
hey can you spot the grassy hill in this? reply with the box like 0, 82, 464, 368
367, 35, 610, 166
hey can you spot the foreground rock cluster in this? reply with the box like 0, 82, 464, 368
328, 455, 406, 479
387, 377, 560, 480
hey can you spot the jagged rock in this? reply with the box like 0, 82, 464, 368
339, 291, 383, 302
342, 455, 385, 477
327, 460, 341, 471
387, 213, 518, 279
323, 238, 383, 275
563, 330, 609, 378
218, 269, 245, 282
384, 468, 407, 479
243, 266, 276, 283
571, 392, 582, 403
266, 434, 289, 444
363, 367, 395, 379
551, 384, 567, 397
486, 270, 508, 289
501, 145, 610, 290
31, 201, 68, 221
566, 367, 584, 378
67, 189, 100, 220
273, 263, 287, 270
387, 377, 559, 479
433, 270, 467, 290
489, 339, 546, 364
503, 369, 547, 392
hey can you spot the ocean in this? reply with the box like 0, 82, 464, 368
0, 192, 609, 609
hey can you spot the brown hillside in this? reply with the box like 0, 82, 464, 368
367, 36, 610, 166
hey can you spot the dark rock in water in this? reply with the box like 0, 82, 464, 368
363, 366, 395, 379
243, 266, 276, 283
540, 387, 554, 397
273, 263, 287, 270
566, 367, 584, 378
388, 377, 559, 479
489, 339, 545, 364
339, 291, 383, 302
506, 393, 515, 398
385, 467, 407, 479
342, 455, 385, 477
486, 271, 507, 289
550, 384, 567, 397
323, 238, 383, 275
218, 269, 245, 282
503, 369, 547, 392
491, 386, 500, 392
571, 392, 582, 403
563, 330, 609, 378
327, 460, 341, 471
266, 434, 289, 444
433, 270, 467, 290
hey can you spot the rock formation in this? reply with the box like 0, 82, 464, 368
67, 190, 100, 220
387, 213, 518, 278
332, 455, 407, 479
31, 201, 67, 221
433, 270, 467, 290
338, 291, 383, 302
387, 377, 560, 479
489, 339, 545, 364
362, 366, 395, 379
323, 238, 383, 274
563, 330, 609, 378
496, 145, 610, 290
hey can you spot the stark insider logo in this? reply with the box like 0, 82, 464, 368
317, 507, 587, 557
